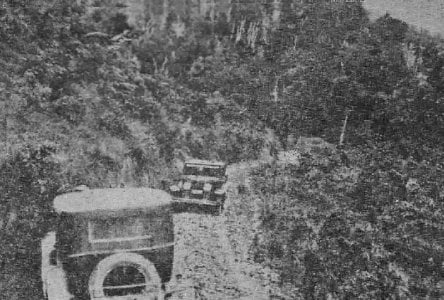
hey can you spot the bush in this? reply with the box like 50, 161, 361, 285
250, 145, 444, 298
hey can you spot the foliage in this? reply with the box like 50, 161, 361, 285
0, 1, 266, 297
1, 0, 444, 298
0, 145, 61, 299
251, 143, 444, 299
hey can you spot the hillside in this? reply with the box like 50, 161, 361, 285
1, 0, 444, 299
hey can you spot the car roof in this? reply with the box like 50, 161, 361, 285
184, 159, 226, 167
53, 188, 172, 214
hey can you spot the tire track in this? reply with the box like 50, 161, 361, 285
172, 161, 273, 300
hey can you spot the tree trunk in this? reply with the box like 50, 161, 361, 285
339, 110, 350, 146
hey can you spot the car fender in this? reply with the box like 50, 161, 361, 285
41, 232, 72, 300
215, 183, 228, 196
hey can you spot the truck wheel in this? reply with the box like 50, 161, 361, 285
89, 252, 162, 299
216, 198, 225, 216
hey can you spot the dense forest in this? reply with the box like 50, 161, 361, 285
1, 0, 443, 298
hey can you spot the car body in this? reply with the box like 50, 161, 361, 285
169, 159, 228, 212
42, 187, 176, 300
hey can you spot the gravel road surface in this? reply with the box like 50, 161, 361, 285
172, 161, 284, 300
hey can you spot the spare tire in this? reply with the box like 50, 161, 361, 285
88, 252, 162, 299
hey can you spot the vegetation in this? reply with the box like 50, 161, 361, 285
251, 144, 444, 298
0, 1, 265, 298
242, 2, 444, 298
0, 0, 443, 298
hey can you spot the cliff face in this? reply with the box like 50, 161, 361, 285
87, 0, 287, 36
88, 0, 232, 30
88, 0, 444, 37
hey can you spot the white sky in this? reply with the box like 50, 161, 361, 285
363, 0, 444, 37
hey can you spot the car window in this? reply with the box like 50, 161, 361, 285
88, 217, 150, 243
56, 214, 79, 254
184, 164, 225, 177
202, 167, 225, 177
183, 166, 202, 176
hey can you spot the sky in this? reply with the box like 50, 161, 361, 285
363, 0, 444, 37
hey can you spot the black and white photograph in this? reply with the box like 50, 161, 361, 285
1, 0, 444, 299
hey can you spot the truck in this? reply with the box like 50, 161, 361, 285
168, 159, 228, 214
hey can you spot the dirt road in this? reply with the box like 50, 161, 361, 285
172, 162, 283, 300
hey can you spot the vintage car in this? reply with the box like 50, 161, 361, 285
41, 187, 185, 300
168, 159, 228, 212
